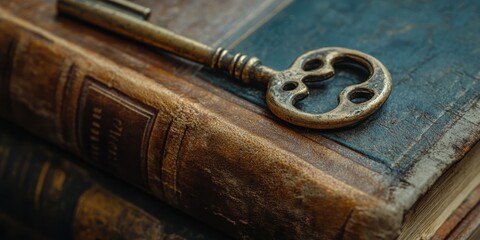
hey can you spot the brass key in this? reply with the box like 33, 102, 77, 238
58, 0, 392, 129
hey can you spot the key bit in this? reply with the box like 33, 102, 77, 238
57, 0, 392, 129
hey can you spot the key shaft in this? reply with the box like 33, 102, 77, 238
58, 0, 272, 84
59, 0, 212, 65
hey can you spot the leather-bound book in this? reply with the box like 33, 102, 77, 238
0, 120, 228, 240
0, 0, 479, 239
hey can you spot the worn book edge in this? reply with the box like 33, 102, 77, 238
400, 141, 480, 239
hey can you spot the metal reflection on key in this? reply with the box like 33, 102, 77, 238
57, 0, 392, 129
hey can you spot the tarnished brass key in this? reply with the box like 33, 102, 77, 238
58, 0, 392, 129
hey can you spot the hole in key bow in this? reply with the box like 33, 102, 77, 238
302, 58, 323, 71
348, 88, 374, 104
295, 60, 370, 113
283, 81, 299, 91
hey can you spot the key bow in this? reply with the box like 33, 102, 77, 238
266, 47, 392, 129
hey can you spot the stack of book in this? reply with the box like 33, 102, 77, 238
0, 0, 479, 239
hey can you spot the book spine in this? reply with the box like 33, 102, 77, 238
0, 121, 227, 240
0, 9, 398, 239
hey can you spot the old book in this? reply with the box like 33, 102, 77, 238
433, 184, 480, 240
0, 0, 479, 239
0, 120, 228, 240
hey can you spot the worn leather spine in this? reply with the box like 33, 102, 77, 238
0, 121, 227, 239
0, 8, 401, 239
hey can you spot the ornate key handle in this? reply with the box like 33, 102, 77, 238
264, 48, 392, 129
58, 0, 392, 130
